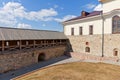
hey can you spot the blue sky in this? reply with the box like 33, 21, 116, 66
0, 0, 102, 32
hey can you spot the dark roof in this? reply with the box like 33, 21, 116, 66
65, 11, 102, 22
0, 27, 67, 40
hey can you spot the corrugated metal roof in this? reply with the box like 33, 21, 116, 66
0, 27, 67, 40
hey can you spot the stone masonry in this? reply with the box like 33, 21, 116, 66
0, 46, 66, 73
67, 34, 120, 59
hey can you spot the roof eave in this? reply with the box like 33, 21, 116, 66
62, 14, 101, 25
99, 0, 113, 3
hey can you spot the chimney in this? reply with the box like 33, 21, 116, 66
81, 11, 90, 17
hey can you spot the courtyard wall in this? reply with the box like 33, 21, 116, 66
0, 46, 66, 73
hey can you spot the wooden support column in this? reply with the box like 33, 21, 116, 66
44, 40, 46, 47
2, 40, 4, 51
33, 40, 36, 48
19, 40, 22, 50
60, 40, 62, 45
53, 40, 55, 46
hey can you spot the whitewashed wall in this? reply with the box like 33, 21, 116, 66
64, 18, 103, 35
103, 0, 120, 13
64, 14, 120, 36
63, 0, 120, 36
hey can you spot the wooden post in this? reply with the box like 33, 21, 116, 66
19, 40, 22, 50
2, 41, 4, 51
33, 40, 36, 48
60, 40, 62, 45
53, 40, 54, 46
44, 40, 46, 48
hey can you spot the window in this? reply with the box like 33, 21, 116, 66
113, 48, 118, 56
85, 47, 90, 53
112, 15, 120, 33
114, 51, 118, 56
71, 28, 74, 35
89, 25, 93, 35
79, 27, 83, 35
86, 42, 89, 45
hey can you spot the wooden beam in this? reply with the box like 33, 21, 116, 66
52, 40, 55, 46
60, 40, 62, 44
33, 40, 36, 48
2, 41, 4, 51
19, 40, 22, 50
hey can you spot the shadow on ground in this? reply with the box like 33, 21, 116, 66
0, 56, 70, 80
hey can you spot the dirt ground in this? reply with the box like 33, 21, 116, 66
14, 62, 120, 80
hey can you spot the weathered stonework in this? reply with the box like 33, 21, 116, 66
70, 52, 119, 62
0, 46, 66, 73
67, 34, 120, 58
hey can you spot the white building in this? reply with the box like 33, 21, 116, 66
62, 0, 120, 60
63, 0, 120, 36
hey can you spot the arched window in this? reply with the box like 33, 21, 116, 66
112, 15, 120, 33
85, 47, 90, 53
113, 48, 118, 56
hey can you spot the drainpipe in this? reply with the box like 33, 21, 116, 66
101, 2, 104, 57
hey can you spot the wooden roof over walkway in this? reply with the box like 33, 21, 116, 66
0, 27, 67, 40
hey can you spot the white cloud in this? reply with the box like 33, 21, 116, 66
28, 8, 57, 21
0, 2, 58, 27
17, 23, 32, 29
54, 15, 77, 22
42, 24, 46, 27
0, 1, 77, 28
94, 4, 102, 11
85, 3, 96, 9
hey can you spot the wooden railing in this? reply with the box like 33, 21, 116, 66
0, 40, 67, 52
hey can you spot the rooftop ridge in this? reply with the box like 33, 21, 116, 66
0, 26, 61, 33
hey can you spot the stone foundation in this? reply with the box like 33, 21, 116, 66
0, 46, 66, 73
67, 34, 120, 58
70, 52, 119, 62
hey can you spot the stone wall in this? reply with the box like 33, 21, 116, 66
0, 46, 66, 73
70, 52, 119, 62
67, 34, 120, 58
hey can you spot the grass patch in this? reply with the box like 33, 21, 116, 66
14, 62, 120, 80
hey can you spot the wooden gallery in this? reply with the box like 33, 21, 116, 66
0, 27, 68, 73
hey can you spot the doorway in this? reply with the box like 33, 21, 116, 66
38, 53, 46, 62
